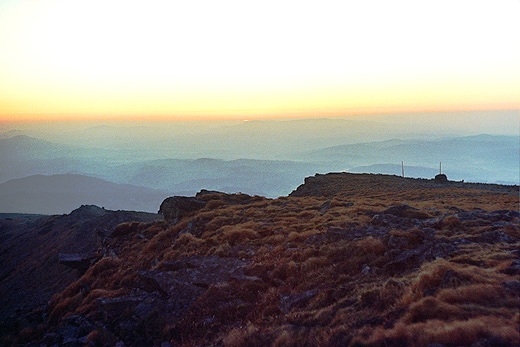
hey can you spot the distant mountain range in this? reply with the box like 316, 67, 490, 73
305, 134, 519, 183
0, 131, 518, 214
0, 135, 340, 199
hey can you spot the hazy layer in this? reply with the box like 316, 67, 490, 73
1, 110, 518, 213
2, 110, 518, 159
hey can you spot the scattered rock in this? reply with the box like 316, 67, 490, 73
320, 200, 332, 215
58, 252, 100, 273
501, 280, 520, 293
503, 260, 520, 275
139, 271, 205, 308
52, 314, 97, 347
3, 174, 518, 347
156, 255, 250, 285
97, 296, 144, 320
383, 205, 431, 219
470, 230, 514, 244
0, 206, 159, 321
384, 241, 458, 275
280, 289, 318, 313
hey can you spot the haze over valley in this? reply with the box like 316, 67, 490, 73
1, 110, 518, 214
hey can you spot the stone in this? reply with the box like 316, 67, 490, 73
156, 255, 249, 286
434, 173, 448, 182
320, 200, 331, 215
97, 296, 144, 320
503, 260, 520, 275
383, 205, 431, 219
501, 280, 520, 293
58, 252, 99, 273
158, 196, 207, 222
280, 289, 318, 313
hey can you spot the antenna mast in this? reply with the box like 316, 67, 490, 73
402, 161, 405, 177
439, 162, 442, 175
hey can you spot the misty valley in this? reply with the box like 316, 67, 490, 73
1, 113, 518, 214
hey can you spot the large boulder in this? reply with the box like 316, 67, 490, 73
158, 196, 207, 223
58, 252, 100, 273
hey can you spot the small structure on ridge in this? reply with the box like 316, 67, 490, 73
434, 161, 448, 182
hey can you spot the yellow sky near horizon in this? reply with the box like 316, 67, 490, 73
0, 0, 519, 122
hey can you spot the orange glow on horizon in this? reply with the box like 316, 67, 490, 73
0, 1, 519, 123
2, 104, 518, 125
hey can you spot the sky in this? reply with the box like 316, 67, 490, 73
0, 0, 519, 122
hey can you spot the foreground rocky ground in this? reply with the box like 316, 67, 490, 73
1, 173, 519, 346
0, 207, 161, 324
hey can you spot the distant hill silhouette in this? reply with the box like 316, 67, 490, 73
1, 133, 518, 200
0, 135, 115, 183
0, 174, 168, 214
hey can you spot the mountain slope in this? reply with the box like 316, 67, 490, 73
0, 174, 168, 214
4, 173, 518, 346
0, 205, 161, 321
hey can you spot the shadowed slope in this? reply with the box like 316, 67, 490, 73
0, 206, 161, 323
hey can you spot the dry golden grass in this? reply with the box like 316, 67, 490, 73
39, 174, 519, 346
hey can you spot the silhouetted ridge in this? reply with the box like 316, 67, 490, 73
0, 205, 161, 322
0, 174, 167, 214
290, 172, 518, 197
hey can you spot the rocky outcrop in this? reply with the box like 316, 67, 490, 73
196, 189, 264, 205
290, 172, 518, 198
38, 255, 257, 346
382, 204, 432, 219
159, 190, 265, 223
434, 173, 448, 182
158, 196, 207, 223
58, 252, 100, 273
0, 206, 160, 322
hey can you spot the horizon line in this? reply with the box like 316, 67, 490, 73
1, 106, 518, 123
